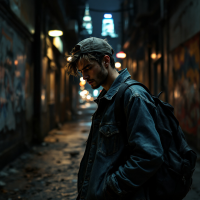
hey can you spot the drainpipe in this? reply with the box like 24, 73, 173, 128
33, 0, 42, 142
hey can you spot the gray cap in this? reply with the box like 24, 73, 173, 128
71, 37, 114, 55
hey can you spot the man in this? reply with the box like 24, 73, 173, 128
67, 37, 164, 200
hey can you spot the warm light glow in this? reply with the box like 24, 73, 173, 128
83, 90, 88, 94
53, 36, 63, 53
104, 14, 112, 18
80, 90, 89, 97
79, 80, 86, 87
47, 47, 53, 60
123, 41, 130, 49
87, 95, 91, 100
67, 56, 72, 61
82, 80, 86, 85
157, 53, 162, 59
151, 53, 157, 59
116, 51, 126, 59
174, 89, 180, 99
41, 94, 45, 101
133, 61, 137, 72
80, 86, 85, 90
80, 77, 86, 85
14, 60, 18, 65
80, 91, 85, 97
41, 89, 46, 105
15, 71, 21, 77
115, 62, 121, 68
48, 30, 63, 37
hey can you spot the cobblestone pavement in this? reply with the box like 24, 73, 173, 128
0, 102, 200, 200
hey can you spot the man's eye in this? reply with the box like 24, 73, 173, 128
85, 67, 91, 71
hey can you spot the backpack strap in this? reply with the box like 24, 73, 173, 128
115, 80, 151, 128
114, 80, 152, 146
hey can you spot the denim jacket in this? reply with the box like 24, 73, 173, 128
77, 69, 164, 200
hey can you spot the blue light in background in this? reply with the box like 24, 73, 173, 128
93, 90, 99, 97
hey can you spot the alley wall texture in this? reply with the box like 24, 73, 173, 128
0, 16, 34, 132
172, 35, 200, 137
0, 0, 83, 169
169, 0, 200, 147
0, 12, 34, 167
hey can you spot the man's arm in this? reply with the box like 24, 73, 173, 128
106, 91, 164, 197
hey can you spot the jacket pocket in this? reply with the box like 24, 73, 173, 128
98, 125, 120, 156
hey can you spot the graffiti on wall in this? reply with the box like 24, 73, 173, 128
173, 34, 200, 135
0, 18, 25, 132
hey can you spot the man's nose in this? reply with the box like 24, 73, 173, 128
83, 72, 89, 80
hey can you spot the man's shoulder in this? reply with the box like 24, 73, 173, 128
122, 81, 154, 106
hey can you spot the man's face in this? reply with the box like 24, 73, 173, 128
77, 58, 108, 89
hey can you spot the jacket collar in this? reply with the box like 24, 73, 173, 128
94, 68, 131, 103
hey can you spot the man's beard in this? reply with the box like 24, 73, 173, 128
91, 66, 108, 89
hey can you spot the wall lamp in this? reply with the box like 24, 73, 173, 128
116, 51, 126, 59
48, 30, 63, 37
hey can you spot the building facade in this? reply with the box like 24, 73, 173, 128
120, 0, 200, 150
0, 0, 86, 169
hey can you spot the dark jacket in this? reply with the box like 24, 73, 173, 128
77, 69, 164, 200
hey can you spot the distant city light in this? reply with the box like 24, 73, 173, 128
157, 53, 162, 59
82, 3, 93, 35
101, 18, 118, 38
115, 62, 121, 68
87, 95, 91, 100
14, 60, 18, 65
83, 16, 91, 21
116, 51, 126, 59
80, 90, 88, 97
67, 56, 72, 61
79, 79, 86, 87
151, 53, 157, 59
80, 86, 85, 90
48, 30, 63, 37
104, 14, 112, 18
93, 90, 99, 97
133, 61, 137, 72
86, 23, 92, 29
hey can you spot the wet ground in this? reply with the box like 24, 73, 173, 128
0, 102, 95, 200
0, 102, 199, 200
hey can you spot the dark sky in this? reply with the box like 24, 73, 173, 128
87, 0, 122, 58
88, 0, 122, 41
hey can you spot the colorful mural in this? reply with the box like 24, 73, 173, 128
0, 18, 26, 132
173, 34, 200, 135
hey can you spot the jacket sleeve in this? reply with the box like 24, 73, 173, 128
106, 91, 164, 197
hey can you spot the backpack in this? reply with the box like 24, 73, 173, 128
114, 79, 197, 200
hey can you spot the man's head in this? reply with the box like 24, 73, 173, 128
66, 37, 116, 89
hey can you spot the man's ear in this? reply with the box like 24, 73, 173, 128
103, 55, 110, 68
